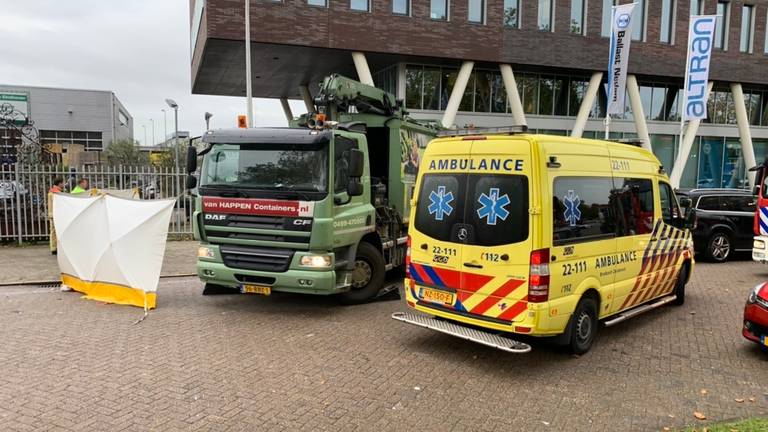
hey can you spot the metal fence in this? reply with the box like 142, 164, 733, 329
0, 164, 194, 244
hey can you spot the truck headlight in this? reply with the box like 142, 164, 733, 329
197, 246, 215, 258
754, 239, 766, 250
300, 254, 332, 268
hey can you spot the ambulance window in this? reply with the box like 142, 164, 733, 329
466, 174, 529, 246
696, 195, 719, 210
613, 178, 654, 236
659, 182, 679, 224
415, 174, 465, 241
553, 177, 619, 245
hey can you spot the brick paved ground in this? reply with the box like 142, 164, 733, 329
0, 259, 766, 431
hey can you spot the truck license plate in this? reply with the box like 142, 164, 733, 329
420, 287, 454, 305
242, 284, 271, 296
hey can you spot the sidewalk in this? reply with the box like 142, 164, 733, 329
0, 241, 198, 285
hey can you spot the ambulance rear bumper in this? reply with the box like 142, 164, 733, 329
391, 311, 532, 353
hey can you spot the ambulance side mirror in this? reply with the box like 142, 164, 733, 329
683, 206, 697, 230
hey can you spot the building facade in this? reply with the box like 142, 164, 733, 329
0, 85, 133, 164
191, 0, 768, 188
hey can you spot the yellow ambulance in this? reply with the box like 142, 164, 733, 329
393, 128, 696, 354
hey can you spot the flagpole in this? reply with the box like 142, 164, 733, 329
605, 116, 611, 140
680, 17, 693, 164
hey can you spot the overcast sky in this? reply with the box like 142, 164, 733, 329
0, 0, 302, 145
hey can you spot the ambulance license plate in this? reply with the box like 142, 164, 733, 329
420, 287, 454, 305
241, 284, 271, 296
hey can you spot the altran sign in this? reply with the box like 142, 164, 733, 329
606, 4, 636, 116
683, 15, 717, 121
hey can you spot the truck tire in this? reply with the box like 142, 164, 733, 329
705, 232, 731, 263
671, 265, 688, 306
567, 296, 599, 355
339, 242, 385, 305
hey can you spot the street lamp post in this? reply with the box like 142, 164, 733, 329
205, 112, 213, 131
165, 99, 180, 171
142, 125, 147, 146
161, 109, 168, 146
149, 118, 155, 146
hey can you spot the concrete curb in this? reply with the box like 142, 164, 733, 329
0, 273, 198, 287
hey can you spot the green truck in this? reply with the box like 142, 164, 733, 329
186, 75, 439, 303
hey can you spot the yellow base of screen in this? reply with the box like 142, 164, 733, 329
61, 274, 156, 309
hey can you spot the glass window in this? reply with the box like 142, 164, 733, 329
650, 86, 667, 121
423, 67, 441, 110
568, 79, 588, 117
392, 0, 409, 15
475, 72, 492, 112
723, 138, 746, 188
490, 72, 506, 113
765, 11, 768, 54
697, 196, 720, 210
601, 0, 614, 37
639, 85, 653, 120
613, 178, 655, 236
553, 177, 619, 244
690, 0, 703, 15
660, 0, 675, 43
722, 196, 756, 213
570, 0, 585, 34
553, 77, 568, 116
307, 0, 327, 6
740, 5, 754, 53
680, 139, 699, 188
698, 137, 724, 188
715, 2, 728, 49
466, 175, 529, 246
431, 0, 449, 20
468, 0, 484, 23
334, 137, 358, 192
503, 0, 520, 27
350, 0, 369, 11
632, 0, 645, 41
405, 66, 423, 109
658, 182, 679, 225
538, 0, 553, 31
539, 76, 555, 115
521, 74, 539, 114
414, 174, 529, 245
652, 134, 676, 172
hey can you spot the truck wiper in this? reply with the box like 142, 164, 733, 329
200, 184, 249, 198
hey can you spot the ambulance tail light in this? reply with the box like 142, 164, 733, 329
528, 248, 550, 303
405, 235, 412, 278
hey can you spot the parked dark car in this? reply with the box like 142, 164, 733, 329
676, 188, 756, 262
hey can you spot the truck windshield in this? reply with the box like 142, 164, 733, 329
200, 143, 329, 193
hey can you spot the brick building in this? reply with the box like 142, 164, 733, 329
191, 0, 768, 188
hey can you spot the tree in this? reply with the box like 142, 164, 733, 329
104, 139, 148, 166
151, 139, 188, 171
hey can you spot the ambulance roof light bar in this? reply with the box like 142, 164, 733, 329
437, 125, 528, 137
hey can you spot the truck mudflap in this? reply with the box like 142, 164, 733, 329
391, 312, 531, 353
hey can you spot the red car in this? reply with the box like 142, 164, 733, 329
743, 282, 768, 349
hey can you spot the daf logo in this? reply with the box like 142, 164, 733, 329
204, 214, 227, 221
458, 227, 468, 241
617, 13, 630, 29
293, 219, 312, 226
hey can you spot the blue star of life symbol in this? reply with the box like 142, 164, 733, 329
564, 190, 582, 226
476, 188, 510, 225
428, 186, 454, 221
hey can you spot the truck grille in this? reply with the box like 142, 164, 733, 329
219, 245, 293, 272
205, 231, 309, 244
206, 214, 312, 231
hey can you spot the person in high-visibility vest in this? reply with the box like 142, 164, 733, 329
47, 178, 65, 254
71, 178, 89, 194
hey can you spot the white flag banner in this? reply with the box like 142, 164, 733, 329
683, 15, 717, 120
606, 3, 637, 115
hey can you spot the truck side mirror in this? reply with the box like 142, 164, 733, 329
348, 149, 364, 178
186, 146, 197, 174
347, 179, 363, 197
186, 174, 197, 190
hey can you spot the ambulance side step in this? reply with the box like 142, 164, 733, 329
603, 295, 677, 327
391, 312, 532, 353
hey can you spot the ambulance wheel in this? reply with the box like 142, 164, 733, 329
672, 265, 688, 306
339, 242, 385, 305
568, 297, 598, 355
705, 232, 731, 263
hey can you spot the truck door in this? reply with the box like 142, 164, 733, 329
459, 139, 533, 323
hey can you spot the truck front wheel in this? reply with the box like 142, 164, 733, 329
339, 242, 385, 305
